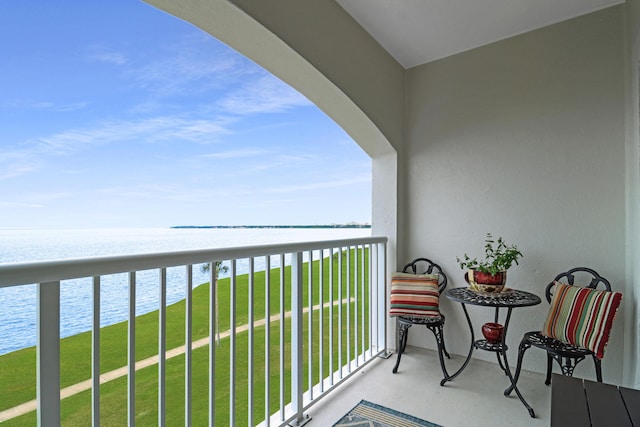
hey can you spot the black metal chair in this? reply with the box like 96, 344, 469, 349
509, 267, 612, 391
392, 258, 450, 377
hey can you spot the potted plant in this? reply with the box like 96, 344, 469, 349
457, 233, 523, 292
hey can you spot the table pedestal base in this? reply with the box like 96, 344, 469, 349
442, 301, 536, 417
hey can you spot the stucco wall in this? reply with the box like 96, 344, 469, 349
229, 0, 404, 153
404, 6, 627, 383
145, 0, 634, 384
625, 0, 640, 388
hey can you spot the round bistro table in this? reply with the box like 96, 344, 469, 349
443, 287, 541, 417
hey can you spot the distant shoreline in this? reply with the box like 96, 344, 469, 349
171, 224, 371, 229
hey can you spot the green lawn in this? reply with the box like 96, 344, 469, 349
0, 249, 376, 426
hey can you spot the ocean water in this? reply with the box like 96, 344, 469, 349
0, 227, 370, 355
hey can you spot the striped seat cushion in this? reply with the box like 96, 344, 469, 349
389, 272, 440, 318
541, 282, 622, 359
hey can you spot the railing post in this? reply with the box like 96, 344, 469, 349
208, 262, 216, 427
377, 242, 388, 354
37, 281, 61, 427
229, 260, 237, 427
158, 268, 167, 427
291, 252, 310, 426
185, 265, 193, 427
128, 272, 136, 427
92, 276, 101, 427
279, 254, 285, 421
248, 257, 255, 427
264, 256, 271, 427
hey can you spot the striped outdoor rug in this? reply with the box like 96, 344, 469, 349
333, 400, 442, 427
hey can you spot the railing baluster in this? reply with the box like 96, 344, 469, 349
346, 246, 351, 373
248, 257, 254, 427
158, 268, 167, 427
92, 276, 100, 427
208, 262, 216, 427
37, 281, 61, 427
329, 248, 334, 386
338, 247, 343, 379
372, 245, 379, 354
279, 253, 285, 421
372, 246, 378, 350
185, 265, 193, 427
354, 246, 359, 367
361, 245, 366, 362
307, 250, 313, 402
368, 246, 373, 359
128, 272, 136, 427
291, 252, 306, 425
264, 256, 271, 427
377, 243, 387, 353
230, 259, 237, 427
319, 249, 324, 393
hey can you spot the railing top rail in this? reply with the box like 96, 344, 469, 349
0, 236, 387, 288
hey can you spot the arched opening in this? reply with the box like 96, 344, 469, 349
145, 0, 401, 352
145, 0, 399, 249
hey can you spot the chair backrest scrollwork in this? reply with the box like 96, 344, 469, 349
544, 267, 611, 303
402, 258, 448, 294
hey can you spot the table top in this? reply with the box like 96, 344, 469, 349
444, 287, 541, 308
551, 374, 640, 427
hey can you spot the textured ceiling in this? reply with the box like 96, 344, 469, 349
337, 0, 623, 68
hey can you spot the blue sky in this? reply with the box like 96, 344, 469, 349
0, 1, 372, 229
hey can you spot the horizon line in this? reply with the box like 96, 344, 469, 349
171, 224, 372, 229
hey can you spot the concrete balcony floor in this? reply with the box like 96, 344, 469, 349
305, 346, 551, 427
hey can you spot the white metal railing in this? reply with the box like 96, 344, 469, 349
0, 236, 387, 426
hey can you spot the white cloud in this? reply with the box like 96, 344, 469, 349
201, 148, 269, 159
95, 183, 234, 204
265, 175, 371, 194
0, 191, 72, 208
54, 102, 89, 112
88, 51, 127, 65
252, 153, 315, 171
29, 116, 234, 155
0, 114, 237, 181
0, 147, 41, 180
131, 34, 242, 97
219, 74, 312, 115
0, 201, 43, 209
1, 99, 88, 113
0, 163, 37, 180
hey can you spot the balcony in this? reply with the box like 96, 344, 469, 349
0, 236, 552, 426
305, 347, 550, 426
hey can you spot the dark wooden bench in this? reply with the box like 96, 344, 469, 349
551, 373, 640, 426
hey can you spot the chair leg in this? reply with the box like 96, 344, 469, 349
392, 323, 410, 373
440, 325, 451, 359
428, 324, 450, 381
505, 337, 531, 396
545, 353, 553, 386
400, 325, 410, 353
593, 355, 603, 382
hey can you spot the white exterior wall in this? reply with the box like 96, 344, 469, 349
625, 0, 640, 388
146, 0, 638, 385
404, 6, 627, 383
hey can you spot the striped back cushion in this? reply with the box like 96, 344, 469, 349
389, 272, 440, 318
541, 282, 622, 359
